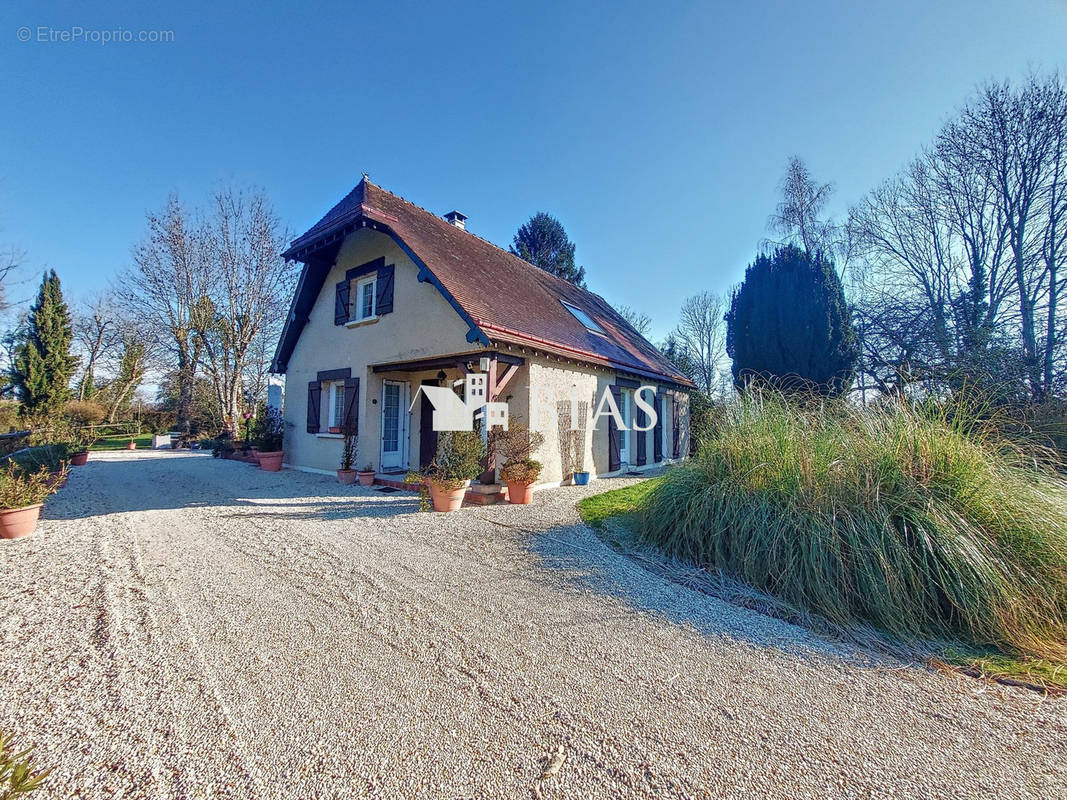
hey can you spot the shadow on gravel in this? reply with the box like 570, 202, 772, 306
524, 520, 868, 664
41, 451, 420, 521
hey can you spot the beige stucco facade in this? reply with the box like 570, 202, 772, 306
282, 228, 482, 474
282, 229, 690, 482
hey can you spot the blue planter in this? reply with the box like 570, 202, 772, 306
573, 472, 590, 486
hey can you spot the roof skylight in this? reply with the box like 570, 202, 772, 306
561, 301, 607, 335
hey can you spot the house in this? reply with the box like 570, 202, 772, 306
272, 177, 693, 492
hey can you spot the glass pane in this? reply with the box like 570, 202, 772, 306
362, 282, 374, 318
383, 384, 399, 452
333, 384, 345, 427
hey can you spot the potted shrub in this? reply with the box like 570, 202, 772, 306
0, 463, 58, 539
500, 458, 543, 504
491, 423, 545, 505
422, 431, 485, 512
357, 463, 376, 487
124, 438, 137, 451
252, 407, 286, 471
68, 427, 95, 466
337, 422, 358, 485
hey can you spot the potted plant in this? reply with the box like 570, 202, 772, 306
337, 422, 358, 484
0, 463, 59, 539
500, 458, 543, 504
421, 431, 485, 512
252, 407, 286, 472
491, 423, 545, 505
357, 463, 376, 487
68, 426, 95, 466
124, 438, 137, 450
571, 421, 589, 485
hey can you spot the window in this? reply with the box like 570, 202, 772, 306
352, 275, 376, 321
561, 301, 607, 335
326, 381, 345, 429
618, 389, 630, 455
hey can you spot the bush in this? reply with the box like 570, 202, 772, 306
500, 458, 542, 484
639, 390, 1067, 660
0, 402, 21, 434
140, 409, 177, 436
7, 444, 73, 474
251, 407, 285, 452
0, 464, 59, 510
424, 431, 486, 490
64, 400, 106, 426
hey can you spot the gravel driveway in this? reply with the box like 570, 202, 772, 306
1, 451, 1064, 799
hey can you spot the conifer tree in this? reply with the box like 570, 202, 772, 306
726, 245, 857, 395
12, 270, 78, 416
510, 212, 587, 287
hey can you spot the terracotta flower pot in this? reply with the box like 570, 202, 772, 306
0, 504, 44, 539
125, 441, 136, 451
337, 469, 357, 485
70, 451, 89, 466
329, 426, 342, 434
257, 451, 284, 472
429, 481, 468, 512
357, 470, 376, 487
506, 480, 535, 505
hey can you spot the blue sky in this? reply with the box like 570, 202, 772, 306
2, 0, 1065, 341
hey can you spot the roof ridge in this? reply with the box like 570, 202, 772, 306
366, 181, 630, 318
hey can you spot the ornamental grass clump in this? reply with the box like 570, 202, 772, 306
640, 390, 1067, 660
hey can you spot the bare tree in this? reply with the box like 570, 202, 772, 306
672, 291, 727, 396
118, 195, 206, 435
848, 74, 1067, 403
616, 305, 652, 337
961, 75, 1067, 399
74, 292, 123, 400
194, 187, 293, 433
103, 322, 154, 423
767, 156, 838, 257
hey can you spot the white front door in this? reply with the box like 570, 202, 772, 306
618, 389, 631, 466
380, 380, 409, 471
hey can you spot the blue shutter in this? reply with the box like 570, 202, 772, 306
376, 264, 395, 315
342, 377, 360, 434
608, 385, 622, 472
334, 281, 350, 325
307, 381, 322, 433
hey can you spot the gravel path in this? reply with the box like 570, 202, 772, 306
1, 451, 1064, 799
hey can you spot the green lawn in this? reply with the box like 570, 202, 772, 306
90, 434, 153, 451
576, 477, 662, 529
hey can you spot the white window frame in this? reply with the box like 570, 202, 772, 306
325, 380, 346, 430
353, 275, 376, 322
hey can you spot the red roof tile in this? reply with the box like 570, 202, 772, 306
277, 179, 693, 388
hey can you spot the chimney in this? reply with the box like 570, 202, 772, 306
444, 210, 467, 230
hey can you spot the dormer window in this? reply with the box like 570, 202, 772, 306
561, 301, 607, 335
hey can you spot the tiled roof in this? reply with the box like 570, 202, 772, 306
277, 179, 693, 387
